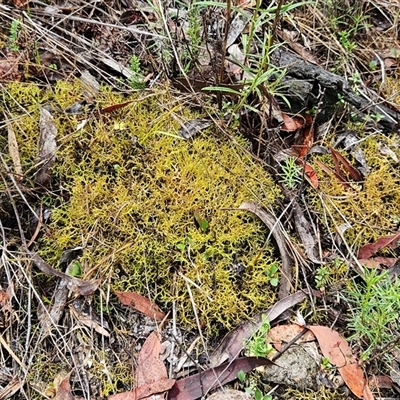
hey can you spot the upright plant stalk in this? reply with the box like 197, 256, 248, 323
269, 0, 285, 47
218, 0, 231, 108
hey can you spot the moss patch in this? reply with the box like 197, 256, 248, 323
3, 81, 282, 332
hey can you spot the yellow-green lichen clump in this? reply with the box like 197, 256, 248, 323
3, 81, 282, 331
309, 133, 400, 248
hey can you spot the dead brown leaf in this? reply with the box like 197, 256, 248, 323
100, 100, 134, 114
268, 324, 315, 351
5, 114, 23, 178
168, 357, 273, 400
281, 113, 304, 132
0, 52, 22, 82
307, 325, 374, 399
357, 231, 400, 259
115, 291, 166, 321
55, 371, 74, 400
136, 331, 172, 392
357, 257, 397, 269
109, 331, 175, 400
29, 251, 100, 296
0, 285, 12, 311
277, 29, 319, 65
36, 106, 57, 186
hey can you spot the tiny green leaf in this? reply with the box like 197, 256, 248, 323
237, 370, 246, 383
68, 261, 82, 277
270, 277, 279, 287
194, 209, 209, 232
176, 243, 185, 251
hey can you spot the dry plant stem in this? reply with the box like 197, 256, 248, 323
0, 166, 86, 385
268, 0, 285, 48
318, 194, 365, 275
183, 279, 222, 394
239, 202, 293, 299
27, 8, 166, 38
218, 0, 231, 108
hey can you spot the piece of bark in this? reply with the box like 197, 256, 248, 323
270, 48, 399, 132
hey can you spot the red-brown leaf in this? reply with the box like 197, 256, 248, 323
55, 371, 74, 400
115, 291, 166, 321
315, 160, 352, 189
357, 257, 398, 269
109, 332, 175, 400
330, 147, 362, 182
307, 325, 373, 399
281, 113, 304, 132
168, 357, 273, 400
268, 324, 315, 351
100, 100, 134, 114
137, 331, 168, 386
297, 159, 318, 189
357, 231, 400, 259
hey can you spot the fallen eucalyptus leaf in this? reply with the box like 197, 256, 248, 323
36, 106, 57, 186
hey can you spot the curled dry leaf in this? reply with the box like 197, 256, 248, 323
239, 202, 293, 299
168, 357, 273, 400
29, 252, 100, 296
36, 106, 57, 186
115, 291, 166, 321
307, 325, 374, 399
357, 231, 400, 259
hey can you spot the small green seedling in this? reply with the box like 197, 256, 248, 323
194, 209, 209, 233
265, 263, 279, 287
128, 55, 146, 89
246, 315, 273, 357
278, 157, 302, 189
8, 19, 20, 51
67, 261, 82, 277
237, 370, 272, 400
